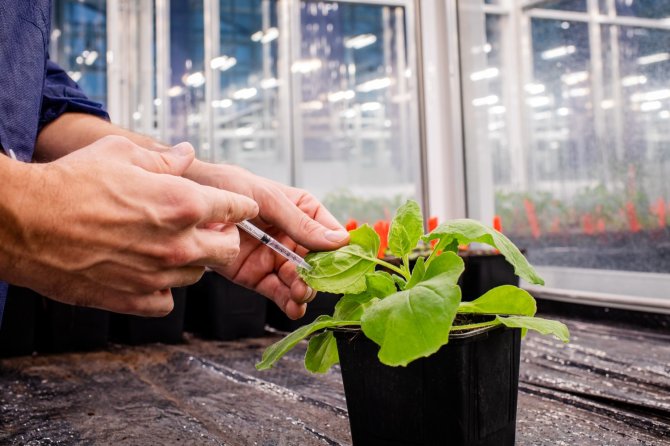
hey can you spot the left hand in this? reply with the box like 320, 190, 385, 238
185, 161, 350, 319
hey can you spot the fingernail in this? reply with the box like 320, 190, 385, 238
324, 230, 348, 243
173, 142, 194, 156
304, 287, 317, 303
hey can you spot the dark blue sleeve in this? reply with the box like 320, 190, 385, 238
39, 59, 110, 130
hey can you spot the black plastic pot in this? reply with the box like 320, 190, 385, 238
333, 325, 521, 446
266, 292, 340, 332
37, 299, 110, 353
185, 272, 266, 340
458, 252, 519, 301
0, 286, 39, 357
110, 287, 187, 345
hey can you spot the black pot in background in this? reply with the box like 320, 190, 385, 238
266, 292, 340, 332
458, 252, 519, 301
0, 286, 39, 357
37, 299, 110, 353
110, 287, 187, 345
333, 325, 521, 446
185, 272, 266, 341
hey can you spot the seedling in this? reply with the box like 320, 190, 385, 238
257, 200, 569, 372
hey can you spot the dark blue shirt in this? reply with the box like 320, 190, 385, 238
0, 0, 109, 322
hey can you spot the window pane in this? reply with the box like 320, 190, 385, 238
210, 0, 288, 183
296, 1, 422, 223
460, 7, 670, 281
169, 0, 205, 148
615, 1, 670, 19
539, 0, 586, 12
51, 0, 108, 108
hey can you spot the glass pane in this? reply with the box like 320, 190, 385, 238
296, 1, 422, 224
460, 7, 670, 277
538, 0, 586, 12
169, 0, 205, 148
615, 0, 670, 19
50, 0, 108, 107
210, 0, 288, 183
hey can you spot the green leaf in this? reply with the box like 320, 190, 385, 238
459, 285, 537, 317
392, 274, 407, 290
423, 251, 464, 284
405, 256, 426, 289
300, 225, 380, 294
333, 293, 378, 321
497, 315, 570, 342
361, 276, 462, 367
366, 271, 398, 298
256, 316, 359, 370
423, 220, 544, 285
388, 200, 424, 258
305, 332, 339, 373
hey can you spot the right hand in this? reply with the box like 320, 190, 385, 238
1, 136, 258, 316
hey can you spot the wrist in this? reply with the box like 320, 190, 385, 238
0, 156, 37, 282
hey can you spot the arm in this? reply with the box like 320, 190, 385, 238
2, 136, 258, 316
36, 112, 349, 319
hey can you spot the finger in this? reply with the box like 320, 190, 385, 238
257, 191, 349, 252
272, 257, 316, 305
130, 140, 196, 177
92, 265, 205, 295
250, 273, 307, 320
200, 187, 259, 224
192, 225, 242, 268
290, 279, 317, 304
109, 289, 176, 317
77, 287, 176, 317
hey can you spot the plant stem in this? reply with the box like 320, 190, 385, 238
402, 254, 410, 275
368, 256, 410, 280
450, 320, 500, 332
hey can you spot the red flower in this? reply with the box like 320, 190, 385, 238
523, 199, 541, 239
582, 213, 595, 235
373, 220, 390, 258
625, 201, 641, 233
428, 216, 439, 232
428, 216, 439, 248
345, 219, 358, 231
651, 198, 666, 229
492, 215, 502, 233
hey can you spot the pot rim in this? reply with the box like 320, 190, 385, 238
329, 323, 503, 339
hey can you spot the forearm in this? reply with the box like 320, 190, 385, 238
34, 112, 212, 179
34, 113, 167, 161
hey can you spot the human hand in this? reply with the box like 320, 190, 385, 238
184, 162, 349, 319
0, 136, 258, 316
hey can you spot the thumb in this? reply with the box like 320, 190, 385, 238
134, 142, 196, 176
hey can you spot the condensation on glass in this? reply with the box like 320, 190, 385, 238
459, 0, 670, 276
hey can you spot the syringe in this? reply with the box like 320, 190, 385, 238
236, 220, 313, 271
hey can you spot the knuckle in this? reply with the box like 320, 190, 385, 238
134, 274, 163, 294
163, 241, 198, 267
169, 192, 207, 225
100, 134, 135, 150
297, 213, 320, 236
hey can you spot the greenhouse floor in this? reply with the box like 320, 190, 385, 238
0, 315, 668, 445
